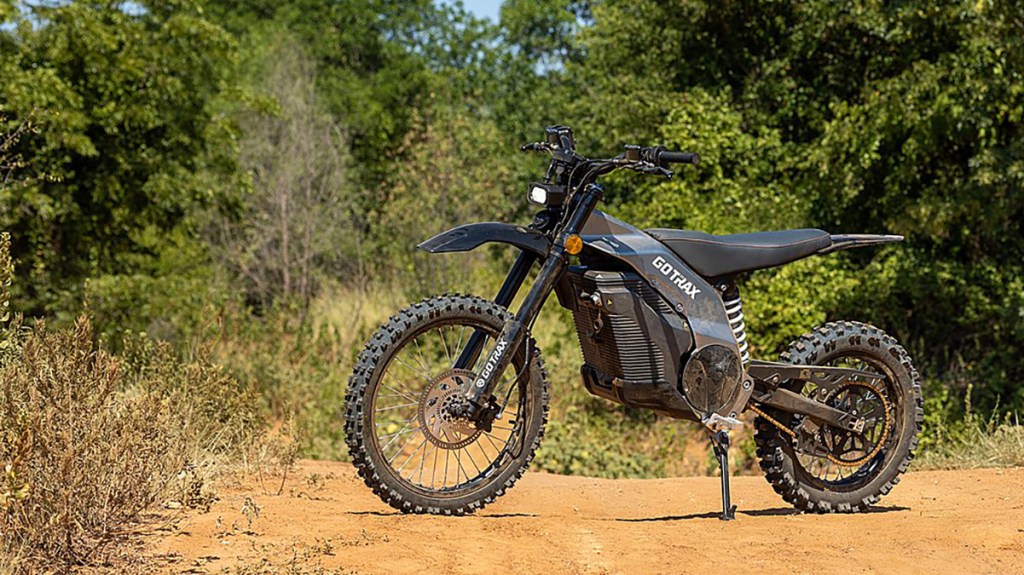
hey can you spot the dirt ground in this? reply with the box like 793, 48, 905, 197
148, 460, 1024, 575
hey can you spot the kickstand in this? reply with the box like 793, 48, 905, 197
710, 429, 737, 521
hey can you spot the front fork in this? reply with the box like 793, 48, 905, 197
464, 246, 567, 406
456, 185, 602, 422
452, 250, 536, 371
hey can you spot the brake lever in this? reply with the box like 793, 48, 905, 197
634, 162, 674, 179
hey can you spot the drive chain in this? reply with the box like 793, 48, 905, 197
750, 382, 891, 468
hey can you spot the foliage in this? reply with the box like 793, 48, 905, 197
204, 0, 495, 191
0, 232, 273, 571
204, 282, 411, 460
0, 232, 19, 364
1, 0, 1022, 500
0, 115, 32, 191
0, 1, 240, 316
208, 35, 357, 313
375, 106, 530, 293
918, 385, 1024, 469
573, 0, 1024, 414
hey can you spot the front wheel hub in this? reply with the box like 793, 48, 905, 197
418, 369, 481, 449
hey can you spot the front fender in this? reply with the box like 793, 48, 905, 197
417, 222, 551, 259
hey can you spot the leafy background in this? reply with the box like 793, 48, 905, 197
2, 0, 1022, 480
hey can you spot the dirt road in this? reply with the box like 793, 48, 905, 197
152, 461, 1024, 574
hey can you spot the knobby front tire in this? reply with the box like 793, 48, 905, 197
344, 294, 549, 515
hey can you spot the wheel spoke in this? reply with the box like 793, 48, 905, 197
454, 325, 467, 358
375, 401, 419, 412
380, 421, 417, 452
438, 327, 453, 366
396, 438, 428, 475
417, 443, 434, 484
387, 430, 423, 464
376, 415, 416, 427
443, 448, 450, 488
412, 336, 433, 376
378, 426, 417, 441
381, 374, 420, 402
430, 440, 440, 489
392, 356, 433, 383
463, 446, 483, 475
455, 449, 470, 485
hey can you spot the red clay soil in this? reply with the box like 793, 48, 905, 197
150, 461, 1024, 575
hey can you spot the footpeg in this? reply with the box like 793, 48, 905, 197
704, 412, 743, 431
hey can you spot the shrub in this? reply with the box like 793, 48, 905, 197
0, 318, 177, 566
0, 231, 274, 571
0, 317, 277, 571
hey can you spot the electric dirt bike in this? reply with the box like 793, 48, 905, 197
344, 125, 923, 519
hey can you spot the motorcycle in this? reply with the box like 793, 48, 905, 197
344, 125, 923, 520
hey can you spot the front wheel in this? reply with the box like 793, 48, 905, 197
753, 321, 924, 513
344, 294, 549, 515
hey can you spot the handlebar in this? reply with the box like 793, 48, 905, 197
521, 126, 702, 195
637, 145, 699, 167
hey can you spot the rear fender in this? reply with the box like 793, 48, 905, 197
417, 222, 551, 259
818, 234, 903, 254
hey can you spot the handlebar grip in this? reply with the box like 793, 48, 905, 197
658, 150, 700, 166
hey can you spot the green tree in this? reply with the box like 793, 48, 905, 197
205, 0, 496, 188
572, 0, 1024, 412
0, 1, 240, 319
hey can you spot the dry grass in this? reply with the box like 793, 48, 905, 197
918, 414, 1024, 470
0, 233, 279, 572
199, 280, 413, 460
0, 318, 176, 566
204, 274, 755, 478
0, 318, 276, 572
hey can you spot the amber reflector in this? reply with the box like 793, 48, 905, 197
565, 234, 583, 255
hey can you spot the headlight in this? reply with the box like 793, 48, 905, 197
528, 185, 548, 205
526, 182, 566, 206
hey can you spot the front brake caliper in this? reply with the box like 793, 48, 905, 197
474, 397, 502, 433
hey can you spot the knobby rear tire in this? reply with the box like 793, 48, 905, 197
344, 294, 549, 515
754, 321, 924, 513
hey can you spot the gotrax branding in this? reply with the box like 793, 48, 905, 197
475, 339, 508, 387
652, 256, 701, 299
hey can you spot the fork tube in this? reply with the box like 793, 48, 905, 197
460, 248, 566, 408
453, 251, 536, 370
462, 185, 603, 409
493, 251, 538, 308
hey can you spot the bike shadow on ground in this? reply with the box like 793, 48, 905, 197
346, 510, 540, 519
346, 506, 908, 521
613, 505, 910, 522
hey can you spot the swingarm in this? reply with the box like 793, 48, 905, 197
747, 360, 882, 433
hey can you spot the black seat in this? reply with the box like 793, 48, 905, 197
646, 228, 832, 278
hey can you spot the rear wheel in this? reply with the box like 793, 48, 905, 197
344, 294, 549, 515
754, 321, 923, 513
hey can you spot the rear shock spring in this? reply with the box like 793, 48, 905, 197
723, 292, 750, 365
